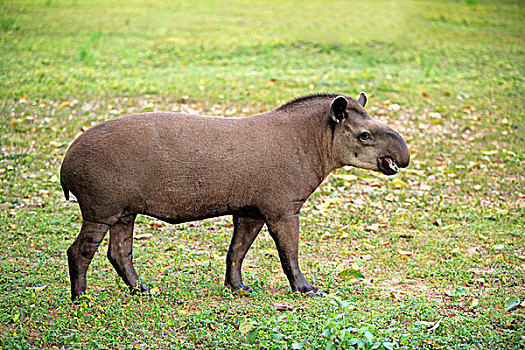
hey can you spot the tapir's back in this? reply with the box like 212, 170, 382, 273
60, 112, 309, 225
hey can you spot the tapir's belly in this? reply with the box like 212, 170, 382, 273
133, 160, 263, 223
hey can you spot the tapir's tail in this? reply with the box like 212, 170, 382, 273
61, 179, 69, 201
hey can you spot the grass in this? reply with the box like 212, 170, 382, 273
0, 0, 524, 349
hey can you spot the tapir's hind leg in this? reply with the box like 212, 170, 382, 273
107, 215, 150, 294
67, 220, 109, 301
225, 216, 265, 293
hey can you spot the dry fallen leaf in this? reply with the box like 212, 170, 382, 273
55, 101, 70, 109
331, 174, 358, 182
49, 140, 64, 148
273, 302, 294, 311
177, 309, 188, 316
38, 189, 49, 196
474, 278, 485, 285
239, 289, 251, 296
365, 223, 380, 233
148, 222, 164, 229
397, 250, 413, 256
390, 178, 407, 187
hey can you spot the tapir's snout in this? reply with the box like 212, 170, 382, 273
377, 131, 410, 175
397, 137, 410, 169
397, 134, 410, 169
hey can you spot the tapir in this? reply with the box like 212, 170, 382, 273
60, 92, 409, 300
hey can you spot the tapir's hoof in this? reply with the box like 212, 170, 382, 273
227, 285, 253, 295
306, 289, 325, 297
225, 282, 254, 295
130, 283, 150, 295
295, 288, 324, 297
71, 293, 83, 303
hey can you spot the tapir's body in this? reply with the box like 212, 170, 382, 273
62, 112, 328, 226
61, 93, 410, 300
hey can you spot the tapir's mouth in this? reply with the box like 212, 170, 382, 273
378, 156, 399, 175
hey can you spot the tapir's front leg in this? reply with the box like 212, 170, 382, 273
266, 214, 322, 296
225, 216, 265, 293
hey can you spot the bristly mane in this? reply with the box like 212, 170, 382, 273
276, 93, 342, 111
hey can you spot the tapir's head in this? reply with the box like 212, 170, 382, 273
330, 93, 410, 175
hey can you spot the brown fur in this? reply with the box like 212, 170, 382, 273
61, 93, 409, 300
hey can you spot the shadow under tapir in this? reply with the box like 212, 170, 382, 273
60, 92, 409, 301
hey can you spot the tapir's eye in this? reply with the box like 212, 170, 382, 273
358, 132, 372, 141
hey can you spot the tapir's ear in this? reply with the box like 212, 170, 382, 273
330, 95, 348, 123
357, 92, 367, 107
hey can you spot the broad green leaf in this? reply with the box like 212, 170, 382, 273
505, 297, 520, 312
239, 321, 255, 334
445, 288, 468, 297
383, 342, 395, 350
429, 318, 443, 331
364, 330, 374, 343
271, 333, 284, 341
326, 294, 343, 306
247, 328, 258, 343
418, 321, 436, 328
325, 342, 336, 350
338, 268, 365, 280
349, 338, 359, 345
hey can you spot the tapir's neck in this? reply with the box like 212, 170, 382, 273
274, 103, 338, 183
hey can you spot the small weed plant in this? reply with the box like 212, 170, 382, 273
242, 295, 408, 350
322, 295, 407, 350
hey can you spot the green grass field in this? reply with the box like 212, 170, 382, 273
1, 0, 524, 349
